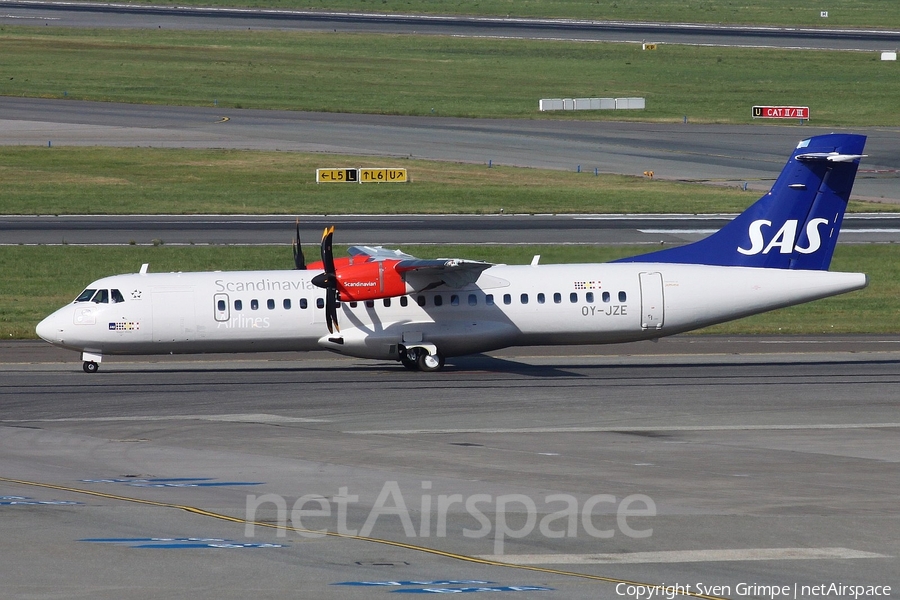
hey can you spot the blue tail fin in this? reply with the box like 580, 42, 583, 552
616, 133, 866, 270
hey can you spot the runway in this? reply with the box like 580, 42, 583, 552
1, 337, 898, 598
3, 1, 900, 51
5, 213, 900, 246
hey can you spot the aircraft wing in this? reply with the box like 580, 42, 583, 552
348, 245, 493, 288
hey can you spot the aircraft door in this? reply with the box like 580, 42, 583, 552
214, 293, 230, 322
152, 289, 197, 342
639, 272, 665, 330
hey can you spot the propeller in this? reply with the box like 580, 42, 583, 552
310, 226, 340, 333
292, 219, 307, 270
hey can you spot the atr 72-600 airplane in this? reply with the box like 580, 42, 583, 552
37, 133, 868, 372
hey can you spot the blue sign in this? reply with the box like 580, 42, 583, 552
80, 477, 262, 488
393, 587, 553, 594
80, 537, 285, 549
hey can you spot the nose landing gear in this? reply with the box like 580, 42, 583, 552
81, 351, 102, 373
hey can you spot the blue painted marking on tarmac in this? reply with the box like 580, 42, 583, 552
80, 478, 215, 483
79, 477, 262, 488
129, 481, 263, 488
393, 586, 554, 594
0, 495, 83, 506
80, 537, 285, 549
335, 581, 496, 587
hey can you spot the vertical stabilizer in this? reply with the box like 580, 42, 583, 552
617, 133, 866, 270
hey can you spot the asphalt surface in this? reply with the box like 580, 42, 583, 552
3, 1, 900, 50
4, 213, 900, 247
1, 337, 898, 599
2, 98, 899, 203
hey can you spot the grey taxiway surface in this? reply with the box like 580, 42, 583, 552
2, 97, 899, 204
1, 338, 898, 598
3, 0, 900, 51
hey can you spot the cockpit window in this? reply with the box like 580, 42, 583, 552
75, 289, 97, 302
111, 289, 125, 303
91, 289, 109, 304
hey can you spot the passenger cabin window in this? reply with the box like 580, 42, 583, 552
619, 291, 627, 302
468, 294, 477, 306
553, 292, 562, 304
451, 295, 459, 306
486, 294, 494, 306
92, 289, 109, 304
235, 299, 243, 311
417, 295, 426, 307
217, 299, 227, 312
537, 293, 545, 304
602, 291, 611, 303
316, 298, 324, 309
434, 295, 443, 307
570, 292, 578, 303
111, 289, 125, 303
503, 294, 512, 305
383, 298, 391, 308
75, 289, 97, 303
400, 297, 409, 307
300, 298, 308, 309
520, 293, 529, 304
284, 299, 291, 310
267, 299, 275, 310
366, 300, 374, 308
586, 292, 594, 303
251, 299, 259, 310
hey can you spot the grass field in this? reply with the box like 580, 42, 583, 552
79, 0, 900, 29
0, 146, 806, 216
3, 244, 896, 340
2, 27, 899, 125
2, 146, 893, 216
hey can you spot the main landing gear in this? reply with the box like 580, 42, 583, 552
399, 346, 445, 372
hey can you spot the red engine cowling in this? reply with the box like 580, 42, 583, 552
306, 256, 358, 271
335, 260, 408, 301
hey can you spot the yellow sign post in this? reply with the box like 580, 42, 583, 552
359, 168, 408, 183
316, 168, 358, 183
316, 168, 408, 183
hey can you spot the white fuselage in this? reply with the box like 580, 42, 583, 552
36, 262, 867, 361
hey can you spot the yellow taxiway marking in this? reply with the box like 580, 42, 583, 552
0, 475, 729, 600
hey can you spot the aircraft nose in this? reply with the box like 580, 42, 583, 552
35, 313, 61, 343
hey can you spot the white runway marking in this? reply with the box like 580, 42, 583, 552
2, 413, 328, 424
477, 548, 889, 565
348, 423, 900, 435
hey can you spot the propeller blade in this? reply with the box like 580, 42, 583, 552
321, 226, 335, 275
292, 219, 306, 270
314, 225, 339, 334
326, 288, 340, 333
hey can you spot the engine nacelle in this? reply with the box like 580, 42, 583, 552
306, 256, 358, 271
336, 260, 408, 301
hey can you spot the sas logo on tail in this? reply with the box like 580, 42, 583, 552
738, 218, 830, 256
